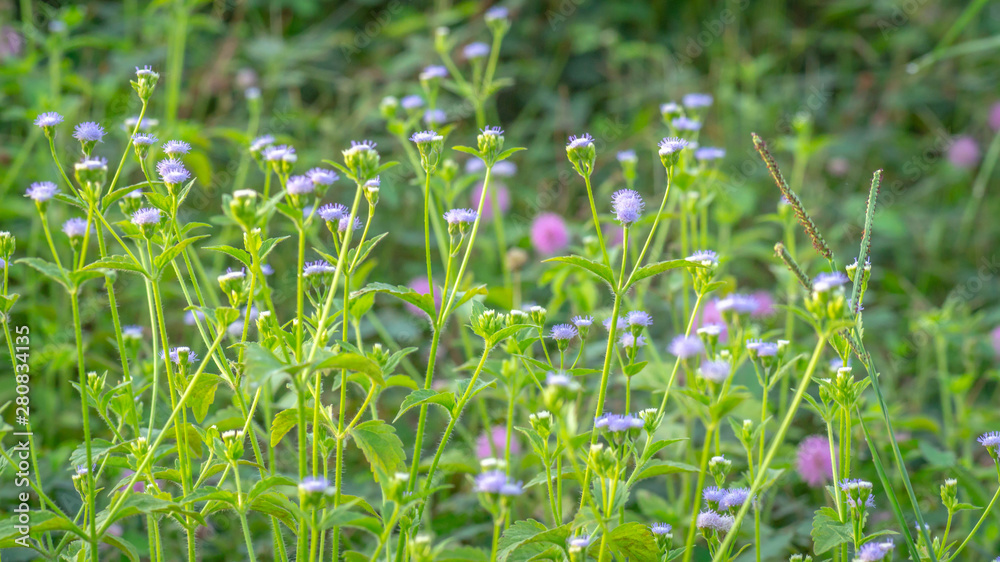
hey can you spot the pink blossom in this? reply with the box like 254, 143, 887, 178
796, 435, 834, 487
991, 326, 1000, 358
476, 425, 520, 459
751, 291, 775, 317
989, 101, 1000, 132
948, 136, 980, 169
471, 182, 510, 221
405, 276, 441, 316
531, 213, 569, 255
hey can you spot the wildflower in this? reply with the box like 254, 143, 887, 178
265, 144, 298, 175
463, 42, 490, 59
568, 535, 592, 549
34, 111, 64, 129
669, 335, 704, 359
812, 272, 849, 292
698, 360, 730, 383
617, 150, 637, 163
545, 371, 578, 389
618, 333, 647, 351
626, 311, 653, 328
530, 213, 569, 255
696, 510, 734, 533
595, 413, 644, 433
703, 486, 727, 504
855, 542, 891, 561
303, 261, 335, 277
948, 136, 980, 169
797, 436, 834, 487
401, 95, 425, 111
443, 208, 477, 237
25, 181, 58, 204
73, 122, 106, 143
131, 208, 161, 237
603, 316, 626, 331
485, 6, 509, 22
424, 109, 447, 126
611, 189, 644, 225
682, 93, 714, 108
342, 140, 379, 181
133, 65, 160, 100
62, 218, 89, 239
695, 147, 726, 161
687, 250, 719, 266
162, 140, 191, 157
319, 203, 348, 223
529, 411, 553, 436
716, 293, 757, 315
476, 426, 520, 459
672, 116, 702, 131
339, 216, 363, 233
658, 136, 689, 168
286, 175, 315, 196
840, 479, 875, 510
549, 324, 578, 341
298, 476, 329, 494
566, 133, 596, 173
475, 470, 515, 494
572, 315, 593, 328
651, 523, 672, 535
420, 65, 448, 81
165, 346, 199, 366
477, 126, 505, 164
123, 116, 158, 132
157, 159, 191, 188
249, 135, 274, 157
979, 431, 1000, 459
660, 102, 681, 118
719, 488, 752, 511
746, 339, 779, 359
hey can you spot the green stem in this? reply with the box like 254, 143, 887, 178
70, 291, 99, 561
682, 424, 717, 562
947, 485, 999, 560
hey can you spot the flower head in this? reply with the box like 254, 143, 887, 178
286, 175, 314, 195
157, 159, 191, 185
979, 431, 1000, 457
131, 207, 162, 226
549, 324, 578, 341
62, 218, 89, 238
650, 523, 672, 536
669, 335, 704, 359
719, 488, 752, 511
73, 122, 106, 143
307, 167, 338, 186
595, 413, 644, 433
797, 435, 833, 487
618, 333, 647, 350
338, 216, 362, 233
264, 144, 297, 162
658, 137, 689, 155
695, 147, 726, 161
25, 181, 59, 202
626, 311, 653, 328
671, 117, 702, 131
165, 346, 198, 365
567, 133, 594, 149
698, 360, 730, 383
318, 203, 348, 223
443, 208, 478, 226
568, 535, 592, 549
611, 189, 645, 225
420, 65, 448, 80
572, 315, 594, 328
717, 293, 758, 314
856, 541, 891, 561
424, 109, 447, 126
746, 339, 779, 357
410, 130, 442, 144
686, 250, 719, 266
122, 325, 144, 340
35, 112, 64, 128
132, 133, 158, 147
250, 135, 274, 154
703, 486, 727, 503
303, 260, 335, 277
813, 272, 849, 292
162, 140, 191, 157
682, 93, 714, 108
401, 95, 425, 110
463, 42, 490, 59
617, 150, 637, 163
298, 476, 329, 494
696, 510, 734, 533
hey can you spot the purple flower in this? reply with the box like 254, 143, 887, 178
264, 144, 297, 162
443, 208, 478, 225
812, 272, 849, 292
471, 182, 510, 219
695, 147, 726, 160
463, 42, 490, 59
338, 216, 362, 232
682, 93, 714, 108
286, 175, 314, 195
658, 137, 689, 156
703, 486, 727, 503
672, 117, 702, 131
549, 324, 578, 341
797, 435, 833, 487
132, 133, 158, 146
62, 218, 89, 238
420, 65, 448, 80
34, 112, 64, 128
611, 189, 644, 225
410, 130, 441, 144
298, 476, 329, 493
157, 159, 191, 185
401, 95, 425, 110
619, 333, 647, 349
424, 109, 447, 126
73, 122, 106, 143
307, 167, 338, 185
25, 181, 58, 202
480, 125, 504, 137
669, 335, 703, 359
567, 133, 594, 149
698, 360, 730, 383
626, 311, 653, 327
650, 523, 672, 535
572, 315, 593, 328
568, 535, 592, 548
978, 431, 1000, 449
165, 346, 198, 365
716, 293, 757, 314
476, 426, 520, 459
485, 6, 509, 20
530, 213, 569, 255
250, 135, 274, 153
746, 339, 779, 357
595, 413, 644, 433
603, 316, 626, 331
948, 135, 980, 169
856, 542, 891, 561
617, 150, 637, 163
303, 260, 335, 277
122, 325, 144, 340
545, 371, 579, 389
131, 207, 161, 226
318, 203, 348, 222
660, 102, 680, 115
686, 250, 718, 266
474, 470, 508, 493
696, 510, 734, 533
719, 488, 751, 511
162, 140, 191, 156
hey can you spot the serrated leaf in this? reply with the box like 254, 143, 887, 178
154, 235, 210, 272
543, 255, 615, 286
313, 352, 384, 386
452, 146, 482, 158
811, 506, 852, 554
353, 282, 436, 317
204, 245, 253, 269
0, 293, 19, 313
81, 254, 148, 277
497, 519, 548, 562
349, 420, 406, 481
188, 374, 221, 423
595, 522, 659, 562
16, 257, 71, 290
394, 389, 456, 422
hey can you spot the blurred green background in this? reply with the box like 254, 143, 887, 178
1, 0, 999, 558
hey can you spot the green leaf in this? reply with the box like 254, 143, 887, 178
393, 389, 456, 422
495, 147, 526, 161
346, 232, 388, 271
352, 282, 436, 317
497, 519, 548, 562
154, 235, 211, 272
596, 522, 659, 562
633, 459, 699, 481
16, 257, 71, 291
0, 293, 18, 314
625, 259, 704, 290
243, 343, 292, 384
451, 146, 482, 158
543, 255, 615, 286
188, 374, 221, 423
259, 236, 290, 261
270, 408, 305, 446
811, 506, 852, 554
97, 494, 204, 528
81, 254, 148, 277
349, 420, 406, 482
101, 533, 141, 562
313, 352, 385, 386
204, 245, 253, 269
487, 324, 532, 347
